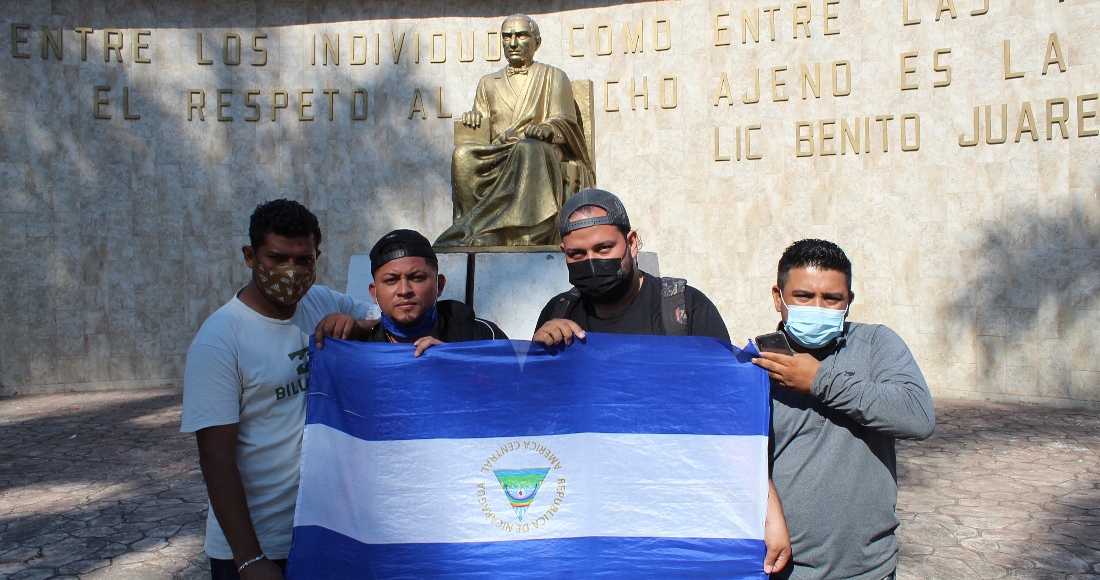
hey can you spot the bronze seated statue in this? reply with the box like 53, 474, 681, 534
435, 14, 596, 249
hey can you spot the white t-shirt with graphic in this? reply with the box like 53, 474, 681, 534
181, 285, 377, 560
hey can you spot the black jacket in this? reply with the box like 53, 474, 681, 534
365, 300, 506, 343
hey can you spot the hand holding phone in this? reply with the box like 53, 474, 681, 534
754, 331, 795, 356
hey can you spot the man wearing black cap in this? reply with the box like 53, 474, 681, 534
317, 229, 505, 355
532, 188, 791, 574
533, 188, 729, 342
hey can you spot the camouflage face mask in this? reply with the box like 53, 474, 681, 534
255, 263, 316, 306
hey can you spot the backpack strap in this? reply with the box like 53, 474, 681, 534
549, 287, 582, 321
660, 277, 689, 336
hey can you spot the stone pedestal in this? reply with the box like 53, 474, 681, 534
346, 251, 660, 340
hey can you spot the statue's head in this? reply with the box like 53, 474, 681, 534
501, 14, 541, 67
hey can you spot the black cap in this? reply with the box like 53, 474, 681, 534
369, 229, 436, 273
558, 188, 632, 238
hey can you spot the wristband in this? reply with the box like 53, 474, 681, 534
237, 553, 267, 573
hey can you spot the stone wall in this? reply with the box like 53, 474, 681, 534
1, 0, 1098, 407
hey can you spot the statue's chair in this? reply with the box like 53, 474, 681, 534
453, 80, 596, 192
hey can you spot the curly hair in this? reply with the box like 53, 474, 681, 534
248, 199, 322, 249
777, 239, 852, 291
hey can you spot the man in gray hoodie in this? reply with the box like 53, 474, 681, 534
753, 239, 935, 580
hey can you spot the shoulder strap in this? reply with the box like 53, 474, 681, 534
660, 277, 689, 336
549, 288, 582, 321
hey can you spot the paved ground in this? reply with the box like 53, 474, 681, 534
0, 389, 1097, 579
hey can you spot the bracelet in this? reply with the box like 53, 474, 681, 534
237, 553, 267, 573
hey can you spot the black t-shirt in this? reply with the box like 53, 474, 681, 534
366, 300, 507, 343
534, 272, 730, 340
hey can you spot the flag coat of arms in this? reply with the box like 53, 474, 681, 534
287, 333, 770, 579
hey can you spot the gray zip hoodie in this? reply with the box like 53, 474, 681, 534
770, 322, 935, 580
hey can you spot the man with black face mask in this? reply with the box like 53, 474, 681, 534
532, 188, 791, 575
533, 188, 730, 342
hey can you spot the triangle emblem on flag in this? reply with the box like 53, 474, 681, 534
493, 468, 550, 521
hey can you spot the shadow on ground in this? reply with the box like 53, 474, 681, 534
0, 389, 209, 579
896, 400, 1100, 580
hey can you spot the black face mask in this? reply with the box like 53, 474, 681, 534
567, 254, 635, 303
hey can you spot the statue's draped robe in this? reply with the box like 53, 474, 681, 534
437, 62, 595, 247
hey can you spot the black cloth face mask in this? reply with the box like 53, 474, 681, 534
567, 254, 635, 303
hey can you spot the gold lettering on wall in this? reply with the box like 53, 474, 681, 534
901, 113, 920, 150
659, 76, 677, 109
745, 68, 761, 104
217, 89, 233, 121
1080, 94, 1099, 138
11, 23, 30, 58
1048, 98, 1070, 140
1017, 102, 1038, 142
197, 33, 213, 65
903, 0, 920, 25
75, 27, 92, 61
436, 87, 451, 118
430, 32, 446, 63
596, 24, 612, 56
1003, 40, 1024, 80
715, 13, 731, 46
352, 89, 369, 120
936, 0, 958, 21
253, 34, 267, 66
985, 104, 1007, 144
485, 31, 500, 61
391, 32, 405, 64
459, 31, 474, 62
123, 87, 139, 120
103, 29, 123, 62
408, 88, 425, 119
299, 89, 314, 121
134, 30, 150, 63
715, 73, 733, 106
654, 19, 671, 51
324, 88, 338, 120
824, 0, 840, 35
714, 126, 731, 161
960, 107, 979, 146
833, 60, 851, 96
94, 85, 111, 119
225, 33, 242, 66
1043, 33, 1066, 75
792, 3, 811, 39
771, 66, 788, 101
746, 124, 762, 160
272, 90, 288, 121
934, 48, 952, 87
42, 26, 62, 60
604, 79, 619, 112
624, 21, 643, 53
245, 90, 260, 121
187, 89, 205, 121
900, 52, 918, 90
570, 25, 584, 57
631, 77, 649, 110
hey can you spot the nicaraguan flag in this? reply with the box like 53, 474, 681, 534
287, 333, 770, 579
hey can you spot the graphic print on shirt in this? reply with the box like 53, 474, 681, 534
276, 347, 310, 401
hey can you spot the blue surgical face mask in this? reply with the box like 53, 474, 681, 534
381, 305, 438, 340
781, 295, 848, 349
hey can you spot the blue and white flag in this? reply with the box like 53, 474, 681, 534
287, 333, 770, 579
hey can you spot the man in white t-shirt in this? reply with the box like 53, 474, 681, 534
181, 199, 378, 580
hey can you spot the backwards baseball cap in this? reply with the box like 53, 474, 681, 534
557, 188, 632, 238
369, 229, 437, 273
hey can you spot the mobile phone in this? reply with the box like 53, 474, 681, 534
754, 331, 795, 356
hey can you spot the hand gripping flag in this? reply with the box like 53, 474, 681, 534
287, 333, 771, 579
